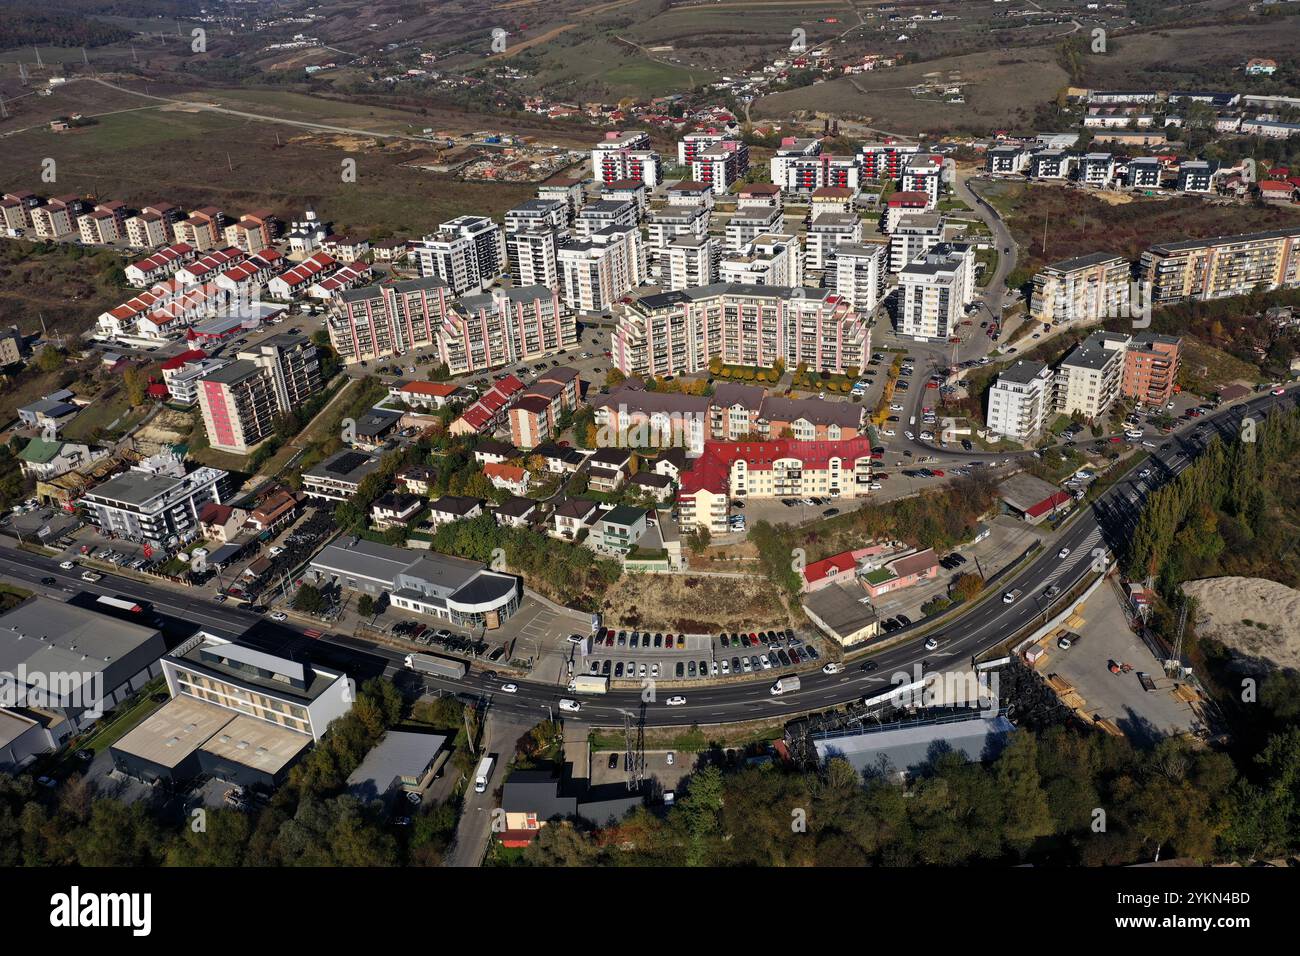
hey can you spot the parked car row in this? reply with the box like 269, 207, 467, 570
594, 627, 690, 650
939, 552, 967, 571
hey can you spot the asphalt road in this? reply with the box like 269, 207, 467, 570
4, 388, 1294, 729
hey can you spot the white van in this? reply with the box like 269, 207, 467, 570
473, 755, 495, 794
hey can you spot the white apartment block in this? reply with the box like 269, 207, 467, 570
1178, 160, 1214, 193
986, 360, 1055, 442
557, 224, 647, 314
777, 154, 862, 194
985, 145, 1028, 175
1127, 157, 1162, 189
896, 243, 976, 340
504, 198, 570, 237
592, 131, 661, 187
574, 198, 638, 239
1030, 149, 1075, 180
806, 212, 862, 272
665, 180, 715, 210
725, 204, 784, 254
833, 242, 889, 314
647, 204, 710, 257
1053, 331, 1130, 421
720, 233, 804, 287
769, 138, 822, 191
888, 214, 945, 272
666, 235, 720, 291
506, 226, 560, 290
413, 215, 506, 295
678, 133, 725, 166
691, 141, 750, 195
900, 154, 943, 207
1081, 152, 1116, 187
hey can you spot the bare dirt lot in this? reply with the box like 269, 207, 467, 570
1182, 576, 1300, 675
601, 573, 791, 633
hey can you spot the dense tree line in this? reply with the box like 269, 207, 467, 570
428, 511, 622, 610
1126, 407, 1300, 593
517, 718, 1300, 867
0, 11, 132, 50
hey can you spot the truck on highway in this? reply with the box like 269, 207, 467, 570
403, 653, 467, 680
80, 570, 103, 583
569, 674, 609, 695
770, 675, 801, 696
473, 755, 495, 794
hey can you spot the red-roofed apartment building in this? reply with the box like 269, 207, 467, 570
449, 375, 526, 437
508, 367, 580, 449
678, 437, 874, 533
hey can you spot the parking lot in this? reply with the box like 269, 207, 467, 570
582, 626, 821, 683
590, 749, 692, 794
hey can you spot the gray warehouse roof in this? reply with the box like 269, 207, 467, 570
813, 713, 1015, 777
0, 598, 165, 705
346, 730, 448, 801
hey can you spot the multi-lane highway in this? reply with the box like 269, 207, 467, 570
2, 388, 1295, 729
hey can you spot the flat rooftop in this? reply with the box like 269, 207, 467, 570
0, 597, 162, 693
200, 711, 311, 775
113, 694, 233, 769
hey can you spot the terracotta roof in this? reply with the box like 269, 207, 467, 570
679, 437, 875, 497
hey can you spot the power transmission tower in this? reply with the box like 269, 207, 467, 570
1169, 602, 1188, 675
622, 709, 644, 792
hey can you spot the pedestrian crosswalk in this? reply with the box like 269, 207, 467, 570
1042, 526, 1104, 584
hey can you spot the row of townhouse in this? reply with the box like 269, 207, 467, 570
986, 145, 1223, 194
986, 331, 1182, 442
2, 190, 283, 255
609, 283, 871, 379
590, 379, 866, 457
100, 248, 288, 341
330, 278, 577, 374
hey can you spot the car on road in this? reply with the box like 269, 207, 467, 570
1057, 547, 1071, 559
822, 662, 843, 675
500, 683, 518, 694
558, 699, 581, 713
41, 576, 56, 586
59, 560, 75, 570
860, 660, 879, 672
1003, 589, 1022, 604
665, 696, 687, 706
924, 638, 938, 651
608, 753, 619, 769
1271, 387, 1286, 396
